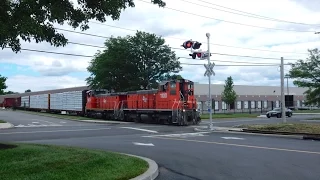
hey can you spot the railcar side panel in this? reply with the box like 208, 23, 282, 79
30, 94, 49, 110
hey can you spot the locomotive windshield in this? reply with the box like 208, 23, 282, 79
189, 82, 194, 89
170, 81, 176, 88
170, 81, 177, 95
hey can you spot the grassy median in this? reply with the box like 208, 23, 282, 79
237, 123, 320, 134
306, 117, 320, 120
0, 143, 148, 180
200, 113, 258, 119
294, 109, 320, 113
0, 120, 6, 123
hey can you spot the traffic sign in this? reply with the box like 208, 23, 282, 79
204, 62, 215, 77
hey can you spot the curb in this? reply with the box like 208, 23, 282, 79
119, 153, 159, 180
240, 129, 320, 141
0, 122, 15, 129
80, 120, 132, 125
193, 127, 304, 140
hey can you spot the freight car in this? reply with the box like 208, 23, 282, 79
1, 97, 21, 109
10, 78, 201, 126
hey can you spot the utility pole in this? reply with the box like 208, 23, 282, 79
280, 57, 286, 123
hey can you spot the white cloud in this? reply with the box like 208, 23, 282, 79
6, 75, 86, 92
1, 0, 320, 92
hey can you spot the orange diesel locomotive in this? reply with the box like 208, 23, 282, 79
85, 78, 201, 125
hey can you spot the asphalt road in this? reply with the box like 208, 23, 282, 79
1, 111, 320, 180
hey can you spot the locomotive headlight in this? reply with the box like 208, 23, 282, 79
183, 109, 186, 112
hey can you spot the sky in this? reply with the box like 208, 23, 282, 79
1, 0, 320, 93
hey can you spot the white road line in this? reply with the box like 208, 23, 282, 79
133, 142, 155, 146
143, 132, 210, 138
36, 119, 61, 126
0, 127, 111, 135
15, 124, 63, 128
120, 127, 158, 133
221, 137, 245, 140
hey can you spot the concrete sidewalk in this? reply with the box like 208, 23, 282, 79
194, 125, 243, 132
80, 120, 132, 124
0, 122, 14, 129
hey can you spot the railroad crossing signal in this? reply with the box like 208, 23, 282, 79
182, 40, 202, 51
182, 40, 193, 49
192, 42, 202, 49
189, 52, 211, 59
204, 62, 215, 77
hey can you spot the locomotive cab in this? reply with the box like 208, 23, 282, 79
158, 78, 200, 125
85, 89, 107, 109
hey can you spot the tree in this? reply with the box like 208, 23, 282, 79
25, 89, 31, 93
221, 76, 237, 110
288, 48, 320, 106
86, 31, 182, 92
0, 75, 8, 95
1, 0, 166, 53
159, 74, 184, 81
4, 91, 17, 95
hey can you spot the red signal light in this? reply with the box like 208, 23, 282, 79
182, 40, 194, 49
197, 53, 202, 58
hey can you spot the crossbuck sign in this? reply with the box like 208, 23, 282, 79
204, 62, 215, 77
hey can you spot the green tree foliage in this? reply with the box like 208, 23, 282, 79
288, 48, 320, 106
221, 76, 237, 109
159, 74, 183, 81
4, 91, 17, 94
86, 31, 182, 92
25, 89, 31, 93
0, 75, 8, 95
1, 0, 166, 53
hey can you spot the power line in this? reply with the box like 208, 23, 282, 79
193, 0, 320, 26
179, 57, 280, 65
57, 28, 301, 61
137, 0, 317, 33
4, 47, 284, 66
87, 21, 309, 55
182, 63, 284, 66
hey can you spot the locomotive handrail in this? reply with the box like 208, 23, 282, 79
113, 101, 118, 114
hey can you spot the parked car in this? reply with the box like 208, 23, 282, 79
266, 108, 292, 118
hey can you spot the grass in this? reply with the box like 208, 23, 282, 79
200, 113, 258, 119
294, 109, 320, 113
237, 123, 320, 134
0, 143, 148, 180
305, 117, 320, 120
0, 120, 6, 123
